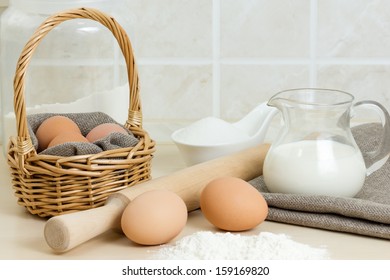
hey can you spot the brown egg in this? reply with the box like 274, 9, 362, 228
36, 116, 81, 151
200, 176, 268, 231
86, 123, 128, 143
48, 131, 89, 148
121, 190, 188, 246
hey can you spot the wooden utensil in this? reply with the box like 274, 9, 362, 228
44, 144, 270, 252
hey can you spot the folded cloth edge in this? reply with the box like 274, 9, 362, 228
267, 207, 390, 240
250, 176, 390, 224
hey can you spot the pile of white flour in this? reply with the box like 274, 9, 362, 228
151, 231, 329, 260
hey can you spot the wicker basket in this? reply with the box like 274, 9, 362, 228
7, 8, 156, 218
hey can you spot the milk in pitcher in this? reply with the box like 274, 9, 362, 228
263, 140, 367, 197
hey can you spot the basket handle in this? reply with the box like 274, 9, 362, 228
13, 7, 142, 152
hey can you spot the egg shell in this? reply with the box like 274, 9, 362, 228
86, 123, 128, 143
36, 116, 81, 151
121, 190, 188, 246
200, 176, 268, 231
48, 131, 89, 148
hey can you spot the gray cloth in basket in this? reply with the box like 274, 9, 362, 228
249, 123, 390, 239
27, 112, 139, 157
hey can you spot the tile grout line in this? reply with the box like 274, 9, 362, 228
137, 58, 213, 65
309, 0, 318, 87
212, 0, 221, 117
136, 57, 390, 66
113, 42, 120, 87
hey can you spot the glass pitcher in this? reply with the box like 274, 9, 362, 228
263, 88, 390, 197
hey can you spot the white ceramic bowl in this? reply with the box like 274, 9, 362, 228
171, 132, 260, 166
171, 116, 272, 166
171, 103, 278, 166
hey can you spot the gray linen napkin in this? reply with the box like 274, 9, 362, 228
249, 123, 390, 239
27, 112, 139, 157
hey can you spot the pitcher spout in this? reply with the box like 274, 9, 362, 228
267, 96, 285, 110
267, 88, 304, 110
267, 92, 293, 112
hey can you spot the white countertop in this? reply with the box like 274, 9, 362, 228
1, 143, 390, 260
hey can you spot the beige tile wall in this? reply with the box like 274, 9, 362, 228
1, 0, 390, 143
115, 0, 390, 142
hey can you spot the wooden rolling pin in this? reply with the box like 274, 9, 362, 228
44, 144, 270, 252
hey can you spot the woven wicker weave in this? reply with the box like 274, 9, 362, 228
7, 8, 156, 218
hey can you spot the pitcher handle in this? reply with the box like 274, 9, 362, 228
353, 100, 390, 175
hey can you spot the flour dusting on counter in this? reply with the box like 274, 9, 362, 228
151, 231, 329, 260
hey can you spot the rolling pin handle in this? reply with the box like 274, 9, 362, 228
44, 195, 129, 253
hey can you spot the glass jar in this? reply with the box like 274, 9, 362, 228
0, 0, 129, 154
